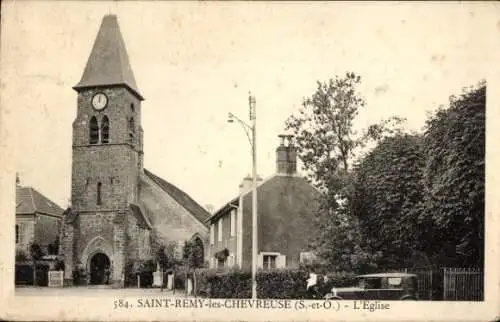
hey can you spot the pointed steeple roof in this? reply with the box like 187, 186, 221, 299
73, 15, 143, 100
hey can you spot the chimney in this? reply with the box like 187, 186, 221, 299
239, 174, 263, 195
276, 134, 297, 175
16, 173, 20, 186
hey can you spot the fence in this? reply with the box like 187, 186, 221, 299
401, 266, 483, 301
443, 267, 483, 301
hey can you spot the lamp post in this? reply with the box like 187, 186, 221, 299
228, 92, 258, 299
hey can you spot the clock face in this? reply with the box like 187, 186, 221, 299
92, 93, 108, 110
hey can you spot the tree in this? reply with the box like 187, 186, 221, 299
29, 243, 44, 286
285, 72, 404, 271
47, 239, 59, 255
418, 81, 485, 267
285, 72, 405, 197
351, 134, 425, 269
183, 240, 204, 270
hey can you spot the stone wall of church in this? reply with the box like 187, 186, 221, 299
73, 88, 142, 147
126, 213, 152, 261
71, 146, 139, 212
76, 212, 116, 260
139, 174, 209, 254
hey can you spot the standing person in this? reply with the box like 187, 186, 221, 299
306, 272, 319, 299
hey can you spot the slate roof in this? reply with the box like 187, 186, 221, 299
16, 186, 64, 217
207, 174, 318, 223
143, 169, 211, 226
129, 203, 152, 230
73, 14, 143, 100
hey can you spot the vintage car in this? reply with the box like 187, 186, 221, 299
324, 272, 418, 300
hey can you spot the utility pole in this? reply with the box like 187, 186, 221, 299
228, 92, 258, 299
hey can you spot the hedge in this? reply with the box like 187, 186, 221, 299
195, 268, 251, 298
15, 263, 50, 286
194, 268, 357, 299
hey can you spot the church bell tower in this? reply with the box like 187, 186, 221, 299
71, 14, 144, 213
64, 14, 145, 286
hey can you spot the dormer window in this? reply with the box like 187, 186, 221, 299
89, 116, 99, 144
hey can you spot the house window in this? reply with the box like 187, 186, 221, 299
97, 182, 102, 205
230, 210, 236, 236
89, 116, 99, 144
15, 225, 19, 244
263, 255, 277, 270
299, 251, 316, 264
101, 116, 109, 143
210, 224, 214, 245
217, 219, 222, 242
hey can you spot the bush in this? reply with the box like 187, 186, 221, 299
15, 264, 33, 285
125, 259, 155, 288
54, 259, 65, 271
195, 268, 358, 299
257, 269, 310, 299
15, 263, 50, 286
196, 268, 251, 298
15, 250, 28, 262
73, 267, 87, 286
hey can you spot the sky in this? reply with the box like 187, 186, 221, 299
1, 1, 497, 211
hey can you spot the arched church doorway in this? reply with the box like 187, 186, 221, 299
89, 253, 111, 285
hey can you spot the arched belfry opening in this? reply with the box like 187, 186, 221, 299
101, 116, 110, 143
89, 116, 99, 144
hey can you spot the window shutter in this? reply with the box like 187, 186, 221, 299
230, 210, 236, 236
277, 255, 286, 268
218, 220, 222, 242
257, 253, 264, 269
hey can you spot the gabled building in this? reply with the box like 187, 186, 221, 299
207, 135, 322, 270
16, 178, 64, 257
59, 15, 209, 286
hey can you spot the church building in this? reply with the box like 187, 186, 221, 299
59, 15, 210, 286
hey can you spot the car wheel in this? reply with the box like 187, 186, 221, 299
401, 297, 417, 301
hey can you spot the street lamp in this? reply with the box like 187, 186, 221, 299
227, 92, 258, 299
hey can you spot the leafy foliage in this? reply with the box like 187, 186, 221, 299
29, 243, 44, 261
47, 239, 59, 255
183, 239, 204, 269
286, 73, 405, 272
15, 250, 28, 262
285, 73, 485, 271
285, 72, 405, 194
417, 81, 485, 266
351, 134, 425, 269
195, 268, 357, 299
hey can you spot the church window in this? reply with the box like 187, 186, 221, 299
129, 117, 135, 133
101, 116, 110, 144
210, 224, 214, 245
89, 116, 99, 144
97, 182, 102, 205
130, 103, 135, 113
